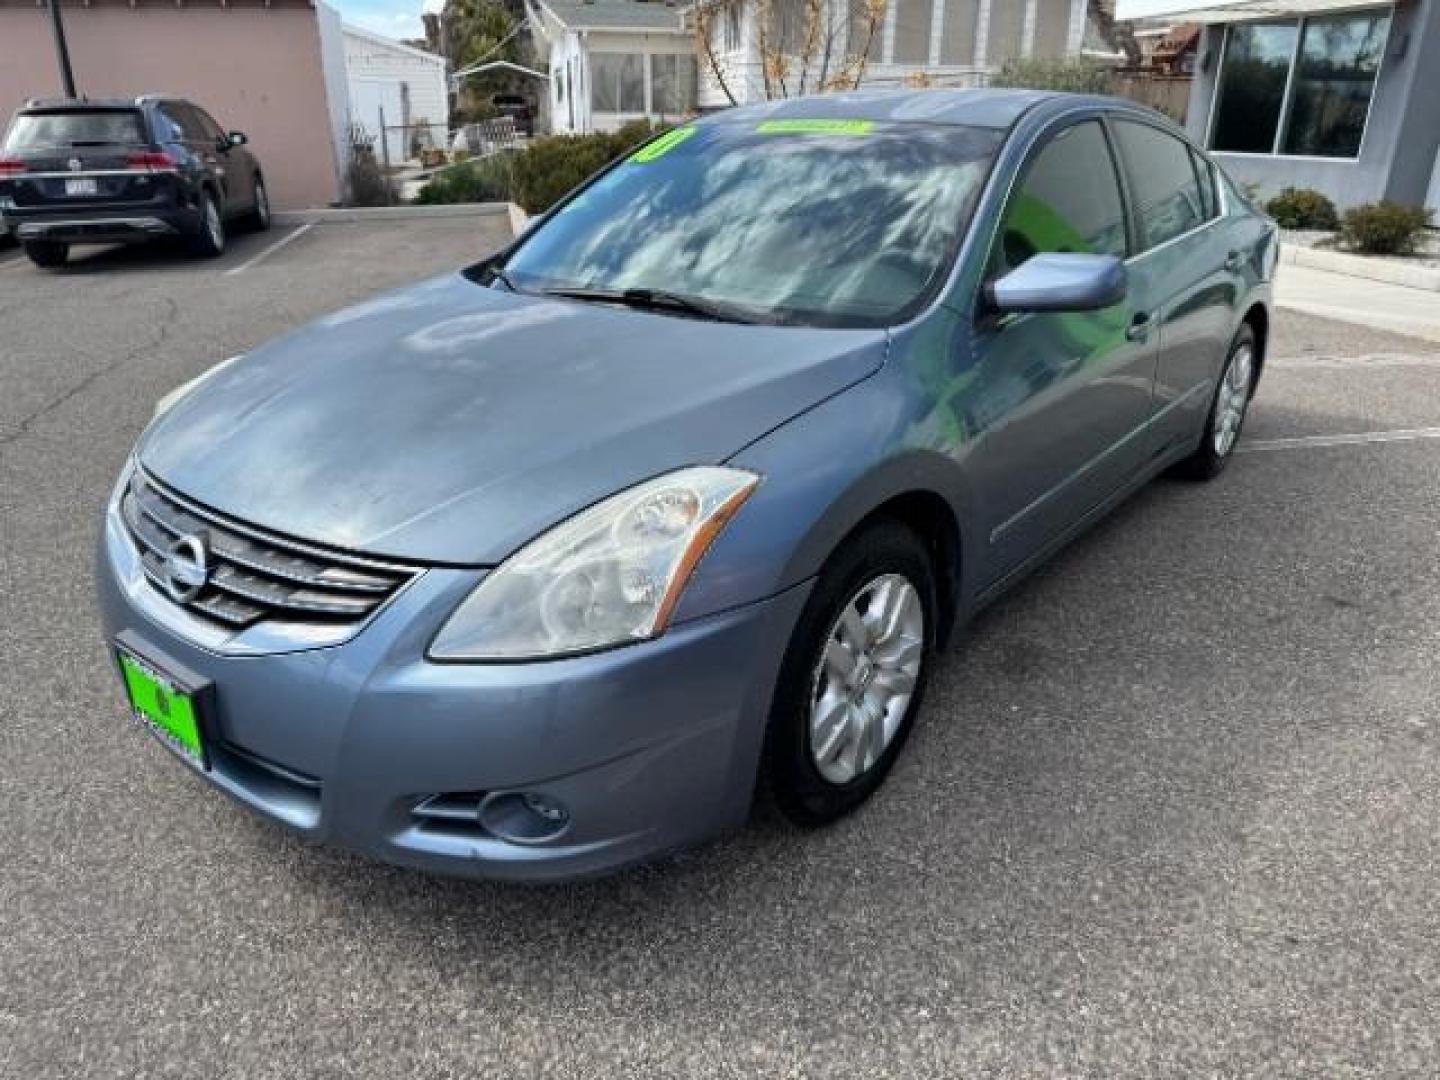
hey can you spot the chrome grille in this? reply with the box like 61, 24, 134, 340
119, 470, 417, 630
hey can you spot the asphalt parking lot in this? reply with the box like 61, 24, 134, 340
2, 219, 1439, 1077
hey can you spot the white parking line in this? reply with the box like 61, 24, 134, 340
224, 222, 315, 277
1271, 353, 1440, 370
1241, 427, 1440, 453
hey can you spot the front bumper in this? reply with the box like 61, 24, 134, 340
96, 497, 808, 882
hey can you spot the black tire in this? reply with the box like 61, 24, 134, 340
241, 175, 271, 233
186, 192, 226, 257
23, 240, 68, 268
1171, 324, 1258, 481
762, 520, 938, 827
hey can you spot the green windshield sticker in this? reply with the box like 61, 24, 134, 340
631, 125, 698, 163
755, 119, 875, 136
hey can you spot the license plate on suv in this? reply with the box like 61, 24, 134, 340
115, 640, 212, 769
64, 177, 98, 197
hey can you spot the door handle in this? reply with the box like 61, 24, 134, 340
1225, 250, 1247, 272
1126, 312, 1153, 343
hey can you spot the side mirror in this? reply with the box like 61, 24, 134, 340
987, 253, 1127, 314
227, 131, 248, 148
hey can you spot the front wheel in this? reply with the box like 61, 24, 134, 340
1171, 324, 1257, 480
762, 520, 937, 826
186, 192, 226, 257
24, 240, 69, 268
242, 176, 271, 232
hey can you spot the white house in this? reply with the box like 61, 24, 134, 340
525, 0, 698, 133
343, 23, 450, 163
692, 0, 1093, 109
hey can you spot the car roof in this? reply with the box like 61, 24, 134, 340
20, 95, 174, 112
699, 88, 1118, 131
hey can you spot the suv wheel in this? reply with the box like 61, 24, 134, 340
243, 176, 271, 232
762, 520, 937, 826
23, 240, 69, 269
187, 192, 226, 257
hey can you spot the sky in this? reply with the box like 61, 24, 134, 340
331, 0, 440, 42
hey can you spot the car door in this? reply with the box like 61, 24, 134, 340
164, 102, 230, 210
1108, 118, 1236, 459
964, 117, 1158, 581
193, 105, 256, 211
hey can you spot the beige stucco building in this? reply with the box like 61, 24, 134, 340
0, 0, 352, 209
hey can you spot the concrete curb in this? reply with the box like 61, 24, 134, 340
272, 203, 509, 226
1280, 242, 1440, 292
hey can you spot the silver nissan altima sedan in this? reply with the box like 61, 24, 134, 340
97, 89, 1276, 881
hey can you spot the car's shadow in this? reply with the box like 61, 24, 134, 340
38, 230, 280, 274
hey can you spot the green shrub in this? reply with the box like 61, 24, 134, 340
413, 154, 514, 205
509, 121, 660, 214
1341, 201, 1434, 255
992, 58, 1113, 95
1265, 187, 1339, 231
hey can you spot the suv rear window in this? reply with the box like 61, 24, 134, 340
4, 109, 147, 151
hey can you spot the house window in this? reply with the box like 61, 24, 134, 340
591, 53, 645, 113
1210, 10, 1391, 159
650, 54, 697, 115
1284, 12, 1390, 157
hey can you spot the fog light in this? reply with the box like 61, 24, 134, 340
478, 790, 571, 845
522, 792, 568, 824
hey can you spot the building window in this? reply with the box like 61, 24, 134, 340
1284, 12, 1390, 158
1210, 11, 1390, 159
650, 54, 697, 115
591, 53, 645, 113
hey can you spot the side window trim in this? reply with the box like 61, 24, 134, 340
986, 115, 1132, 281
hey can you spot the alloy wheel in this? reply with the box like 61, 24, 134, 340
1212, 342, 1253, 457
206, 199, 223, 249
808, 573, 925, 785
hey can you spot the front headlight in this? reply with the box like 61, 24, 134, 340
430, 466, 760, 660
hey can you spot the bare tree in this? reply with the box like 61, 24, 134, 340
692, 0, 889, 104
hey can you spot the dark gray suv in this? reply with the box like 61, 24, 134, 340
0, 95, 269, 268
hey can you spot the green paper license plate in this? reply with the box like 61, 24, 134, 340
117, 646, 208, 768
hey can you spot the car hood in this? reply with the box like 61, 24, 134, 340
138, 273, 885, 565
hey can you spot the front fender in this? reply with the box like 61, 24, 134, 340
671, 364, 981, 628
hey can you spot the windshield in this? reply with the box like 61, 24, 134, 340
501, 120, 1003, 328
4, 110, 147, 150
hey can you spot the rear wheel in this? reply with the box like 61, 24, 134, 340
23, 240, 68, 269
762, 520, 937, 826
186, 192, 226, 257
1172, 324, 1257, 480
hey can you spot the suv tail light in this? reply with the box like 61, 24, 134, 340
0, 156, 26, 177
125, 150, 177, 171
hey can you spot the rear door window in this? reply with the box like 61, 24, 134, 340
1190, 147, 1218, 219
990, 119, 1129, 279
1112, 120, 1209, 250
3, 110, 146, 150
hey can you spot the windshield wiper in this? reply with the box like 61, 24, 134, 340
540, 286, 761, 325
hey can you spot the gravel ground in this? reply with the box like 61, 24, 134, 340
2, 228, 1440, 1077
